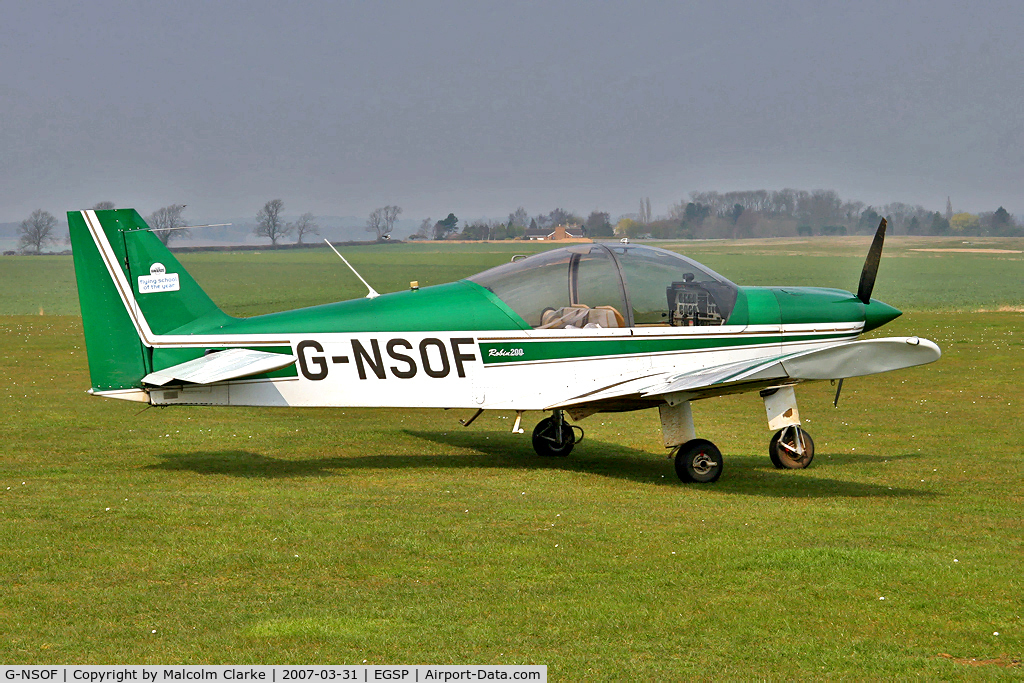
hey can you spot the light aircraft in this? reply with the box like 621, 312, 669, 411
68, 209, 940, 483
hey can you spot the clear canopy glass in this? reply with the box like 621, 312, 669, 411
468, 244, 738, 329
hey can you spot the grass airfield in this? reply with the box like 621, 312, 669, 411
1, 237, 1021, 676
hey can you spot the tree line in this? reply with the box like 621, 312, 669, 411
410, 208, 615, 241
417, 190, 1021, 242
11, 201, 196, 253
637, 190, 1022, 239
9, 200, 325, 253
10, 189, 1022, 254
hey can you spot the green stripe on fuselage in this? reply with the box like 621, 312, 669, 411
479, 331, 852, 365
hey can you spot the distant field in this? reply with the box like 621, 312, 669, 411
1, 238, 1021, 675
2, 235, 1022, 316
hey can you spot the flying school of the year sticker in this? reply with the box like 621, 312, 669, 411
138, 262, 180, 293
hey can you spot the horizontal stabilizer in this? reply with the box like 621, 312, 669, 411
143, 348, 296, 386
643, 337, 941, 398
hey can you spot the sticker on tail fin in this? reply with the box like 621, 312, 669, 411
138, 262, 180, 293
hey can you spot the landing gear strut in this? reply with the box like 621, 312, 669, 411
761, 386, 814, 470
769, 425, 815, 469
659, 401, 723, 483
532, 410, 580, 457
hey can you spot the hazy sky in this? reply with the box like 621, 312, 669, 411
3, 0, 1022, 223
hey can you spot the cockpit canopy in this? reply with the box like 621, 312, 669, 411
468, 243, 739, 329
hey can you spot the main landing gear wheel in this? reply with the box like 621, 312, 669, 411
673, 439, 723, 483
532, 413, 577, 457
769, 426, 815, 469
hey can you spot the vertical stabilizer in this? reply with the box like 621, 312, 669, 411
68, 209, 230, 392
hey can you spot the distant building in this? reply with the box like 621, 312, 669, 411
523, 226, 548, 240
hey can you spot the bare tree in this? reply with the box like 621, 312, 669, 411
366, 207, 385, 240
507, 207, 528, 229
415, 217, 433, 239
288, 212, 319, 244
769, 189, 800, 217
383, 205, 402, 238
690, 191, 724, 216
880, 202, 930, 235
92, 201, 116, 211
796, 190, 843, 232
548, 208, 582, 227
639, 197, 652, 224
255, 199, 290, 245
734, 207, 760, 239
365, 205, 402, 240
147, 204, 188, 246
841, 200, 865, 225
19, 209, 58, 254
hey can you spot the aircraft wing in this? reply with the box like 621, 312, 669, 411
142, 348, 296, 386
640, 336, 941, 399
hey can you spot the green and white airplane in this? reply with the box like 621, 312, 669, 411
68, 208, 940, 483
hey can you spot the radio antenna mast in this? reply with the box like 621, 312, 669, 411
324, 239, 380, 299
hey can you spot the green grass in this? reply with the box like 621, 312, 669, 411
1, 239, 1022, 676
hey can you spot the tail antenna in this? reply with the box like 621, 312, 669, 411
324, 239, 380, 299
856, 218, 887, 304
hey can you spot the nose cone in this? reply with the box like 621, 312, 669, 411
863, 298, 901, 332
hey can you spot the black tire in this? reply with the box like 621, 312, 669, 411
673, 439, 723, 483
532, 416, 575, 457
769, 427, 815, 469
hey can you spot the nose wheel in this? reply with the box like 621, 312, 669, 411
769, 426, 815, 469
673, 439, 723, 483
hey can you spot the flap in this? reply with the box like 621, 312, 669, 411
143, 348, 296, 386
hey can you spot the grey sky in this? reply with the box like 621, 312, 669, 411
2, 0, 1022, 223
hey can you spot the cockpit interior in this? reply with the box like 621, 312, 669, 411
469, 243, 739, 329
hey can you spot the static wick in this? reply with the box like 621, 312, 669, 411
324, 239, 380, 299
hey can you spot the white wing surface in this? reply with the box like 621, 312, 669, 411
641, 336, 941, 399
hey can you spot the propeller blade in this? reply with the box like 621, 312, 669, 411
857, 218, 887, 304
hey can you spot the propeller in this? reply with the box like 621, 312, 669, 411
856, 218, 887, 304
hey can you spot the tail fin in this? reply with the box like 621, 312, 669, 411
68, 209, 229, 392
